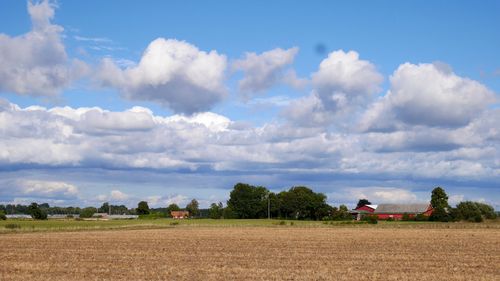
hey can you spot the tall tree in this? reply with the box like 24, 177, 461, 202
186, 199, 199, 217
356, 199, 372, 209
279, 186, 330, 220
136, 201, 150, 215
28, 202, 47, 220
227, 183, 269, 219
430, 187, 450, 222
99, 202, 110, 214
209, 202, 224, 219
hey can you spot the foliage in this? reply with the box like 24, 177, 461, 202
278, 186, 330, 220
28, 203, 48, 220
4, 223, 21, 229
0, 210, 6, 220
402, 213, 412, 221
79, 207, 97, 218
185, 199, 200, 218
98, 202, 110, 214
166, 204, 181, 217
356, 199, 371, 209
415, 214, 429, 221
222, 205, 237, 219
454, 201, 496, 222
136, 201, 150, 215
227, 183, 269, 219
362, 215, 378, 224
139, 212, 167, 220
430, 187, 451, 222
209, 202, 224, 219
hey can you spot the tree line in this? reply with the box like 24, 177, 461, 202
0, 184, 497, 222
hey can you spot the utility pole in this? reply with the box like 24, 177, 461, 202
268, 193, 270, 219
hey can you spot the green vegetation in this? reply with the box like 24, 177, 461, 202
79, 207, 97, 218
28, 203, 47, 220
185, 199, 199, 217
430, 187, 451, 222
165, 204, 180, 217
356, 199, 371, 209
0, 210, 6, 220
136, 201, 150, 215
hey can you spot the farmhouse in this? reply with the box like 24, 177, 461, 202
373, 203, 433, 220
171, 211, 189, 219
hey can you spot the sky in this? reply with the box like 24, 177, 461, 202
0, 0, 499, 209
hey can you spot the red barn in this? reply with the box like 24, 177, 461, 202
355, 204, 377, 213
373, 203, 433, 220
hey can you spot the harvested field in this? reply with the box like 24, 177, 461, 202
1, 227, 499, 281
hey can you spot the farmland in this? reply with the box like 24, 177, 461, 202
1, 222, 499, 280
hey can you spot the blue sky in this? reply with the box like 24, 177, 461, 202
0, 0, 499, 209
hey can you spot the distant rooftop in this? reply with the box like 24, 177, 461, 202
374, 203, 430, 214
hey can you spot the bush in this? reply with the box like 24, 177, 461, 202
170, 221, 179, 226
455, 201, 487, 222
0, 210, 6, 220
279, 220, 286, 225
415, 214, 429, 221
4, 223, 21, 229
386, 217, 395, 222
363, 215, 378, 224
139, 212, 167, 220
79, 207, 96, 218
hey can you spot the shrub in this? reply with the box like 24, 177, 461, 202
401, 213, 414, 221
386, 217, 395, 222
415, 214, 428, 221
0, 210, 6, 220
4, 223, 21, 229
279, 220, 286, 225
170, 221, 179, 226
363, 215, 378, 224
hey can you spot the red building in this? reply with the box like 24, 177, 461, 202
355, 204, 377, 213
373, 203, 433, 220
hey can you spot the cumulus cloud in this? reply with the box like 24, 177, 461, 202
97, 38, 227, 114
0, 179, 79, 200
285, 50, 383, 126
361, 62, 496, 131
0, 0, 88, 97
233, 47, 305, 96
0, 97, 499, 198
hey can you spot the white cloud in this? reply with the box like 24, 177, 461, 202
233, 47, 304, 95
0, 179, 79, 200
361, 62, 496, 131
0, 0, 88, 97
110, 190, 129, 201
285, 50, 383, 127
312, 50, 383, 112
97, 38, 227, 114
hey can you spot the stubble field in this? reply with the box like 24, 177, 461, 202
1, 225, 499, 281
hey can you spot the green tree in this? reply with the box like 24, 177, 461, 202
227, 183, 269, 219
28, 203, 47, 220
166, 203, 180, 217
185, 199, 200, 217
455, 202, 483, 222
356, 199, 372, 209
279, 186, 330, 220
430, 187, 451, 222
209, 202, 224, 219
79, 207, 97, 218
98, 202, 110, 214
0, 210, 6, 220
136, 201, 150, 215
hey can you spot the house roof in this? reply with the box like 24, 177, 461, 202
374, 203, 430, 214
365, 204, 378, 209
